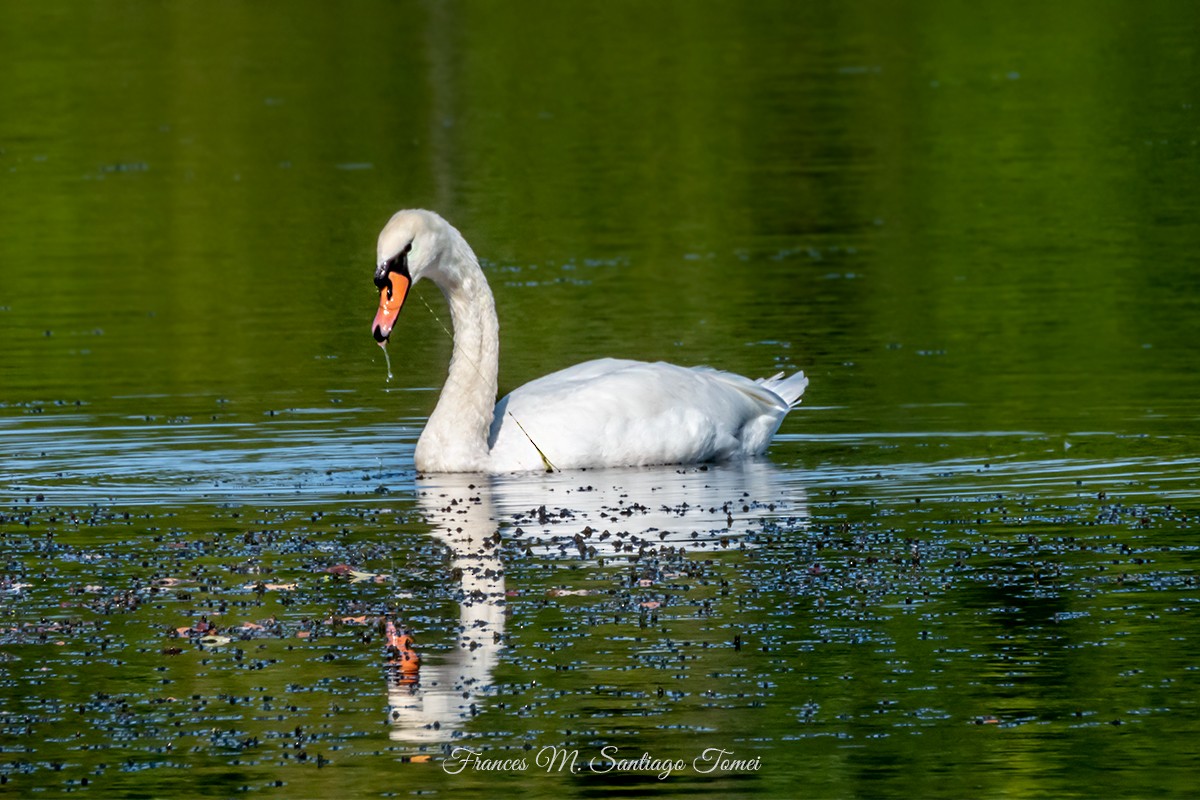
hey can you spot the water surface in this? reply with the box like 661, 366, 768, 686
2, 1, 1199, 797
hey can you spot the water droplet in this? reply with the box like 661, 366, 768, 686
380, 344, 394, 382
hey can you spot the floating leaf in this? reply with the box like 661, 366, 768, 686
243, 582, 297, 592
348, 570, 388, 584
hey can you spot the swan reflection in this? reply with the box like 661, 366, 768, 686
386, 459, 807, 742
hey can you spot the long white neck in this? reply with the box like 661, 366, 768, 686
413, 229, 499, 472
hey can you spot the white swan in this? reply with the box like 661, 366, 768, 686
370, 209, 808, 474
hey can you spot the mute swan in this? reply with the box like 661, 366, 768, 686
370, 209, 808, 473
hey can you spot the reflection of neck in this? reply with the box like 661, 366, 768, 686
453, 545, 506, 656
414, 234, 499, 473
388, 478, 505, 742
428, 477, 506, 641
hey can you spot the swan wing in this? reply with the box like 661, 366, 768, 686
486, 359, 804, 472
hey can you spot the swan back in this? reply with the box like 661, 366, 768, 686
487, 359, 804, 473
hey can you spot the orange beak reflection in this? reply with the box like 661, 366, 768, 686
372, 271, 411, 344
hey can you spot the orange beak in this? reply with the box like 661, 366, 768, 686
372, 270, 411, 344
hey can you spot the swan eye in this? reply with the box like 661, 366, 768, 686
374, 242, 412, 290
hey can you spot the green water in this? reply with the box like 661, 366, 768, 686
2, 1, 1199, 797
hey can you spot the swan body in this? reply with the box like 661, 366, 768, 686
370, 209, 807, 474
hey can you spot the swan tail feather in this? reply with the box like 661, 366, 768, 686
757, 370, 808, 407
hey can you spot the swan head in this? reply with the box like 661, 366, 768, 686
371, 209, 452, 344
